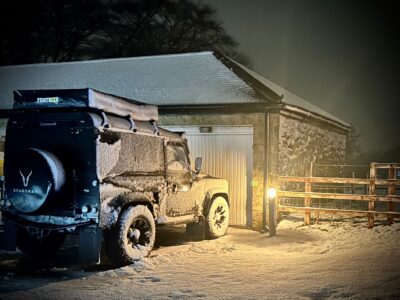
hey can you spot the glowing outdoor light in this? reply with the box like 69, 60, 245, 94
267, 187, 277, 199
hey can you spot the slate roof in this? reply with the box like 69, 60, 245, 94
0, 51, 348, 127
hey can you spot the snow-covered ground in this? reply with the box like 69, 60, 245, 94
1, 215, 399, 299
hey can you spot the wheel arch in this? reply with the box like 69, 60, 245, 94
203, 192, 229, 217
114, 192, 155, 216
101, 192, 156, 229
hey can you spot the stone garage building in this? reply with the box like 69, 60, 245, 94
0, 51, 350, 228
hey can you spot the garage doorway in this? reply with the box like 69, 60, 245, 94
162, 126, 253, 226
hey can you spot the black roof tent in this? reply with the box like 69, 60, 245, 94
13, 88, 159, 122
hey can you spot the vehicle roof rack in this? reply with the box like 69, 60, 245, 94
13, 88, 158, 122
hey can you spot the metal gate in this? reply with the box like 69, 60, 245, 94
162, 126, 253, 226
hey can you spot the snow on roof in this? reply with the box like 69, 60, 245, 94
0, 51, 348, 127
0, 52, 262, 109
224, 57, 349, 127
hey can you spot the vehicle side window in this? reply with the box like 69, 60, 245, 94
166, 144, 190, 171
165, 143, 192, 191
166, 144, 189, 171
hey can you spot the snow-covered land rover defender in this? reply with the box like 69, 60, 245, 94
0, 89, 229, 266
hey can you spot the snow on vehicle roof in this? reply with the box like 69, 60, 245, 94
0, 51, 348, 127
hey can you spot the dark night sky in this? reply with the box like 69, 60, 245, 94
206, 0, 400, 152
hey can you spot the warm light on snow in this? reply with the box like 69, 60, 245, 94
2, 216, 399, 298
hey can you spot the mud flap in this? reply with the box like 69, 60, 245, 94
79, 226, 102, 263
0, 219, 17, 251
186, 218, 205, 241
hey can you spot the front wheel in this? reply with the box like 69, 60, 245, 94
205, 196, 229, 239
105, 205, 156, 266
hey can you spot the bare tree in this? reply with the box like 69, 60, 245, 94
0, 0, 249, 66
0, 0, 107, 65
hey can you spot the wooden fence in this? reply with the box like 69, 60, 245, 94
277, 163, 400, 228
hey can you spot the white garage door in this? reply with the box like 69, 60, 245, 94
162, 126, 253, 226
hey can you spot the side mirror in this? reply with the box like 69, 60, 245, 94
195, 157, 202, 173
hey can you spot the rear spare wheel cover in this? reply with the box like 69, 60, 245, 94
6, 148, 65, 213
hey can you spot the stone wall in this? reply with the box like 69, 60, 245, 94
159, 113, 266, 228
278, 113, 347, 177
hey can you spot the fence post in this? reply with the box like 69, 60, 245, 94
304, 163, 313, 225
388, 166, 395, 225
368, 163, 376, 228
276, 182, 282, 223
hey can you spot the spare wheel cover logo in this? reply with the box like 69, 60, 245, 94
19, 170, 33, 187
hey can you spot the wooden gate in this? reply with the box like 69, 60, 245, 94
277, 163, 400, 228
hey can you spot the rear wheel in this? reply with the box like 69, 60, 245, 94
205, 196, 229, 239
105, 205, 156, 266
16, 227, 66, 257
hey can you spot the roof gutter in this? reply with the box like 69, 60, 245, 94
282, 104, 351, 132
158, 102, 283, 114
158, 102, 349, 133
2, 102, 350, 133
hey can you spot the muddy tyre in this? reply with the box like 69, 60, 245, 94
105, 205, 156, 266
16, 227, 66, 257
205, 196, 229, 239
